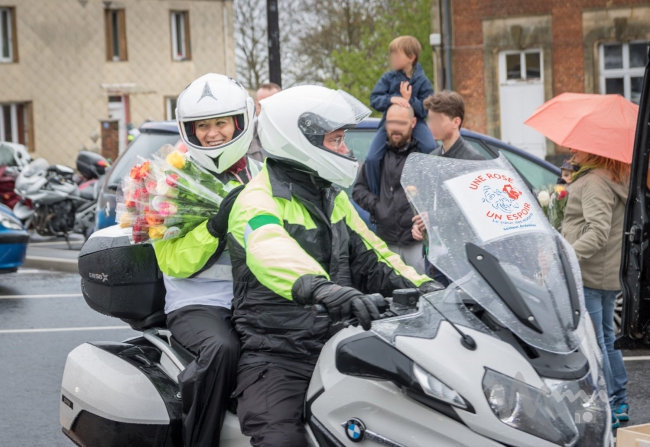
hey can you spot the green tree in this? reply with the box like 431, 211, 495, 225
320, 0, 434, 115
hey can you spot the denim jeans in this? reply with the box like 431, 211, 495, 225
583, 287, 628, 407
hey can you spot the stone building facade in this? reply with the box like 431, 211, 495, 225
432, 0, 650, 162
0, 0, 235, 166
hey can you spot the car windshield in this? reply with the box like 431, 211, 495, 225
486, 143, 558, 190
373, 153, 585, 354
107, 131, 180, 188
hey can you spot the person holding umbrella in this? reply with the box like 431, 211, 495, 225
526, 93, 635, 429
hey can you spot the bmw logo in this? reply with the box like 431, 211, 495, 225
344, 418, 366, 443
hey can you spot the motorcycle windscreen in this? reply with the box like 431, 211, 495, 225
401, 153, 583, 354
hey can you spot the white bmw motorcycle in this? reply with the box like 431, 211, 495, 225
60, 154, 612, 447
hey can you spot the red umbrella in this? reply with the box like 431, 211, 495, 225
524, 92, 638, 164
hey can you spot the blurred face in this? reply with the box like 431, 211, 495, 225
322, 129, 349, 156
561, 169, 573, 183
194, 116, 235, 147
427, 111, 460, 142
570, 149, 589, 166
256, 87, 280, 115
385, 106, 416, 147
390, 49, 414, 72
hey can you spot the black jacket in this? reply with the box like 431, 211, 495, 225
227, 160, 423, 367
353, 139, 421, 245
431, 135, 485, 160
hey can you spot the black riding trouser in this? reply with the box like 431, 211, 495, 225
167, 305, 240, 447
233, 361, 313, 447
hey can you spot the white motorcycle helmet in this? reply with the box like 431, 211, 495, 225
257, 86, 371, 188
176, 73, 255, 173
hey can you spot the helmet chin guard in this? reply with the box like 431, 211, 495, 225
176, 73, 255, 173
257, 86, 371, 188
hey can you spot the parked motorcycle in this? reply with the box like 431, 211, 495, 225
60, 154, 611, 446
0, 141, 32, 209
13, 151, 109, 241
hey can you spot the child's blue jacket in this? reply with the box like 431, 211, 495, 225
370, 62, 434, 125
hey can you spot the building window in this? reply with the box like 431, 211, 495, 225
0, 7, 17, 63
165, 97, 178, 120
105, 9, 127, 62
0, 102, 33, 151
171, 11, 191, 61
500, 50, 542, 82
600, 41, 648, 104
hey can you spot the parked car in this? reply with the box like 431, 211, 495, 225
96, 119, 560, 230
0, 203, 28, 273
348, 118, 560, 189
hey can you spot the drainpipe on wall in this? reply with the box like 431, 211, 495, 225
442, 0, 453, 90
222, 0, 230, 76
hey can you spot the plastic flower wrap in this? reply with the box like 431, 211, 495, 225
116, 144, 234, 243
535, 184, 569, 231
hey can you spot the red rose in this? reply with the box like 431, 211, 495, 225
133, 187, 149, 204
503, 184, 522, 200
145, 180, 157, 194
132, 216, 149, 243
557, 190, 568, 200
166, 173, 180, 187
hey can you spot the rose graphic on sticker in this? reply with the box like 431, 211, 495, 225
482, 185, 520, 213
502, 184, 522, 200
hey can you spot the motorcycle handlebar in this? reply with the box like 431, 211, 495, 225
311, 292, 398, 329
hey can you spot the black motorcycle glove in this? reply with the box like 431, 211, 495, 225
206, 185, 245, 239
349, 295, 382, 330
418, 281, 446, 295
311, 282, 381, 331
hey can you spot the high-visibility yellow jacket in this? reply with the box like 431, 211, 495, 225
227, 159, 430, 365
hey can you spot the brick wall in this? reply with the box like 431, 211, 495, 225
450, 0, 648, 137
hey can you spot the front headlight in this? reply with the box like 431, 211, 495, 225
413, 364, 468, 409
0, 214, 23, 230
483, 369, 579, 445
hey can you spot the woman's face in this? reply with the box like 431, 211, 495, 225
570, 149, 589, 166
194, 116, 235, 147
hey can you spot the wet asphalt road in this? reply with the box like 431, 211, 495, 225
0, 268, 137, 447
1, 268, 650, 446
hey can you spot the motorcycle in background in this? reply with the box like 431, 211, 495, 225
13, 151, 109, 242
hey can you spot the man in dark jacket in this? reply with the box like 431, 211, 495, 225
353, 104, 426, 274
426, 90, 484, 161
412, 91, 485, 284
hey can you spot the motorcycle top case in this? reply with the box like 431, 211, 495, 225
76, 150, 108, 180
78, 226, 165, 327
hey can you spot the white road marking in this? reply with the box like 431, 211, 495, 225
623, 356, 650, 362
0, 293, 83, 299
15, 269, 42, 274
0, 326, 131, 334
25, 255, 77, 263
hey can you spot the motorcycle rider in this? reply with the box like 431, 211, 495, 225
226, 85, 440, 446
153, 73, 261, 447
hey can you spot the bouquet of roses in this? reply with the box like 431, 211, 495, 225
116, 144, 233, 244
536, 184, 569, 231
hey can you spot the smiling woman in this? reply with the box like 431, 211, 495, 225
194, 116, 236, 148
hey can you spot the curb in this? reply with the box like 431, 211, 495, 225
24, 256, 79, 274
